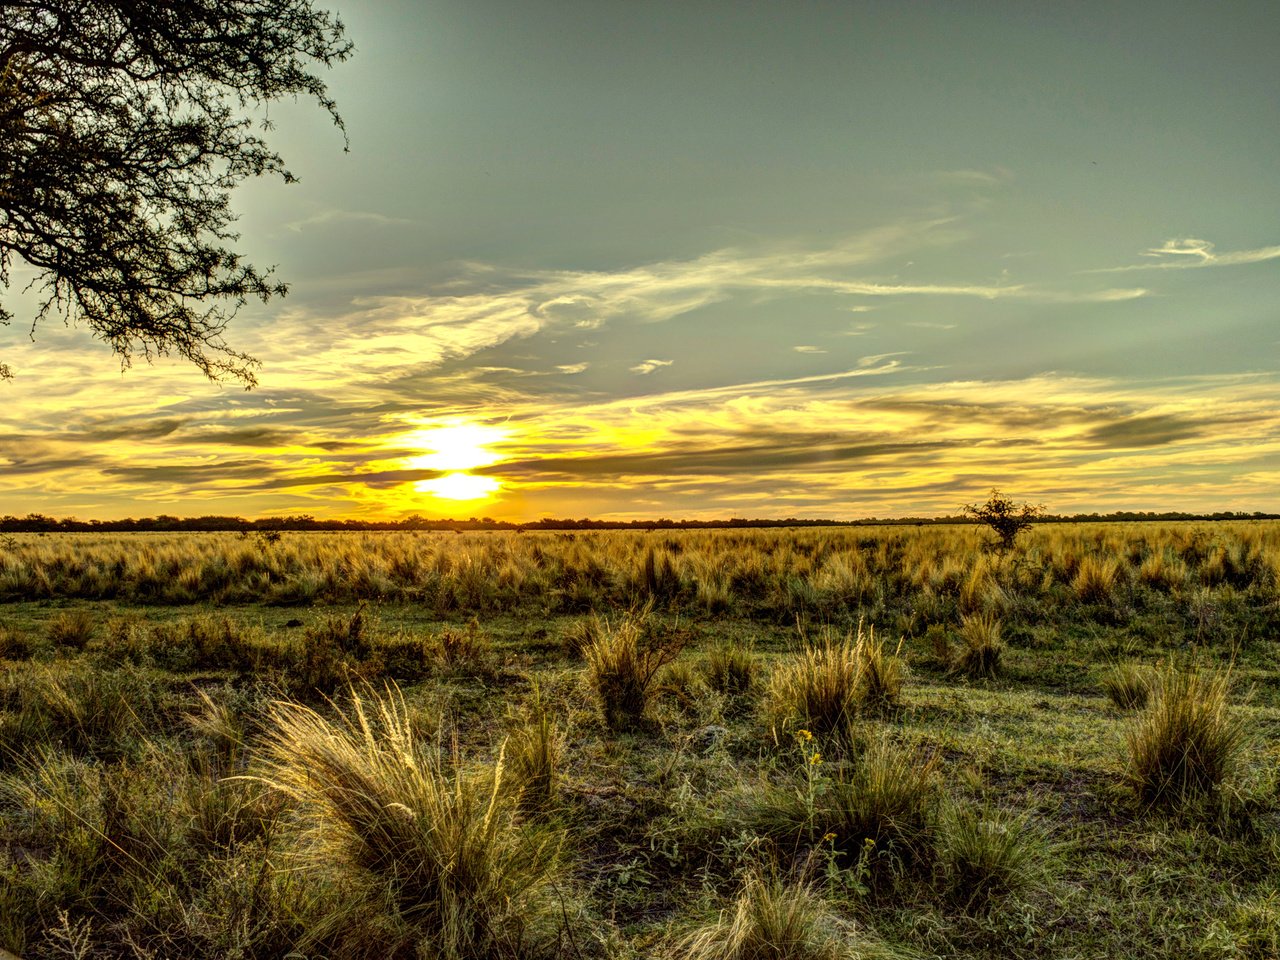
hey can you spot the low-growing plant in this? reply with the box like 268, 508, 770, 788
936, 803, 1052, 913
432, 618, 497, 677
955, 612, 1003, 679
253, 684, 565, 957
1102, 661, 1158, 710
1126, 662, 1246, 807
561, 612, 605, 659
673, 872, 899, 960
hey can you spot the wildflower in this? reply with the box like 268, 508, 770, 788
809, 752, 822, 765
796, 729, 814, 742
822, 832, 837, 843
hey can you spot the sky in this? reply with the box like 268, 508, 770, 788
3, 0, 1279, 521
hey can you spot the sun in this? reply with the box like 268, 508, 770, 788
400, 419, 509, 503
402, 421, 508, 472
416, 472, 500, 501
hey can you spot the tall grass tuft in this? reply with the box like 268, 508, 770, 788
505, 685, 563, 817
584, 611, 682, 731
1102, 661, 1158, 711
817, 732, 940, 877
700, 640, 759, 700
955, 612, 1003, 679
46, 610, 96, 649
936, 803, 1052, 913
767, 625, 904, 738
254, 684, 563, 957
674, 872, 897, 960
1125, 663, 1246, 807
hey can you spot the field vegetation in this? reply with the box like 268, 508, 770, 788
1, 522, 1278, 958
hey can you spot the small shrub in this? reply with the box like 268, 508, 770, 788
1073, 555, 1120, 605
584, 611, 683, 732
955, 613, 1002, 679
936, 803, 1051, 913
254, 684, 564, 957
1126, 663, 1246, 807
674, 872, 896, 960
1102, 661, 1158, 710
0, 624, 35, 660
47, 610, 96, 649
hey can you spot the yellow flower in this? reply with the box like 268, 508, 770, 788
809, 752, 822, 765
796, 729, 813, 742
822, 832, 837, 843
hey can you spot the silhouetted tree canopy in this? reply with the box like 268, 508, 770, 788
0, 0, 352, 385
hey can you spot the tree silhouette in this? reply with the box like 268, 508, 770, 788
0, 0, 353, 385
963, 489, 1043, 550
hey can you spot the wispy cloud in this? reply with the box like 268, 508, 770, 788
793, 345, 826, 354
1092, 237, 1280, 272
284, 208, 413, 232
630, 359, 673, 375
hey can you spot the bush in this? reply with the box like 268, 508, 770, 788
254, 684, 564, 958
1125, 663, 1246, 807
766, 625, 904, 738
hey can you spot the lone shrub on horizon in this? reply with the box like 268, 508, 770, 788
963, 489, 1044, 551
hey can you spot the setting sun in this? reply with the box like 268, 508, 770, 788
402, 421, 508, 472
415, 471, 500, 501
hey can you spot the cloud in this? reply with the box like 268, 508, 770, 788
1093, 237, 1280, 272
557, 362, 589, 375
793, 345, 826, 354
630, 359, 673, 375
284, 209, 413, 232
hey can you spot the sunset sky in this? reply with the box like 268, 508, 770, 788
3, 0, 1279, 520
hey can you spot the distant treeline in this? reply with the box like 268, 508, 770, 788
2, 510, 1277, 533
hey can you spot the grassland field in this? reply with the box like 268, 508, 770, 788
1, 522, 1278, 959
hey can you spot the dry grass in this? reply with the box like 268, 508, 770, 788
672, 873, 902, 960
955, 613, 1003, 679
253, 683, 564, 958
584, 610, 683, 731
767, 625, 904, 738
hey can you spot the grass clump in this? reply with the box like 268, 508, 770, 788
766, 625, 904, 738
505, 686, 563, 817
936, 803, 1052, 914
1125, 663, 1246, 807
701, 640, 759, 700
815, 732, 940, 878
1102, 661, 1158, 710
954, 613, 1003, 679
673, 872, 899, 960
46, 610, 96, 649
584, 611, 683, 731
255, 683, 564, 958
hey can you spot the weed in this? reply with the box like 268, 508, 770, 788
936, 803, 1052, 913
584, 611, 683, 732
1102, 662, 1158, 710
46, 610, 96, 650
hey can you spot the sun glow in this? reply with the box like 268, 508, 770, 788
416, 471, 501, 501
401, 420, 509, 503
